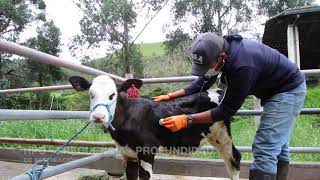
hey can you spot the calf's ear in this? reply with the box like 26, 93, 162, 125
69, 76, 91, 91
117, 79, 143, 92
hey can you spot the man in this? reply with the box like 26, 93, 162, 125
152, 32, 306, 180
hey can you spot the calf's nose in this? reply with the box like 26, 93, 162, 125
92, 112, 106, 123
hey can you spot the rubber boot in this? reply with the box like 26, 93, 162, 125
276, 161, 289, 180
250, 169, 276, 180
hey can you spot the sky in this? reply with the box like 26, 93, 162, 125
20, 0, 320, 63
41, 0, 173, 62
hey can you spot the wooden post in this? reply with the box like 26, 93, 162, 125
125, 73, 133, 79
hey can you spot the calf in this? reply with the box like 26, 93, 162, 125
69, 75, 241, 180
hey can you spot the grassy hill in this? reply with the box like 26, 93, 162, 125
138, 42, 165, 57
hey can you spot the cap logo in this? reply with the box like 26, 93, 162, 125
191, 53, 204, 64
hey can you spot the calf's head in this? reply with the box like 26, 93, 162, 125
69, 75, 142, 129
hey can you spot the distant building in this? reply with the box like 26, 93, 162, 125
262, 6, 320, 70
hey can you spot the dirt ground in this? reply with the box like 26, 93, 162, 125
1, 161, 245, 180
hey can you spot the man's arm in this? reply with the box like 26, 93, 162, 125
190, 67, 257, 124
210, 67, 257, 122
152, 89, 186, 101
153, 75, 217, 102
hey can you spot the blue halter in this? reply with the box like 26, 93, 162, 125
91, 98, 117, 131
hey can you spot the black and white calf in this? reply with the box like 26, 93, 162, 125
69, 75, 241, 180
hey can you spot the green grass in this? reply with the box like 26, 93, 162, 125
139, 42, 165, 57
0, 85, 319, 161
0, 119, 111, 153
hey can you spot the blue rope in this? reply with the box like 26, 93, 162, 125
25, 121, 91, 180
91, 98, 116, 131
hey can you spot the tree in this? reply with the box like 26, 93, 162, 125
163, 28, 191, 55
258, 0, 315, 18
0, 0, 46, 87
0, 0, 46, 40
162, 0, 314, 53
71, 0, 144, 76
160, 0, 254, 54
22, 21, 64, 109
84, 44, 144, 78
25, 21, 64, 87
173, 0, 252, 35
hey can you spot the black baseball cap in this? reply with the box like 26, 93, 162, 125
190, 32, 226, 76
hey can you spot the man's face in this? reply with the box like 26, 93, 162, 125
210, 55, 224, 70
210, 58, 218, 68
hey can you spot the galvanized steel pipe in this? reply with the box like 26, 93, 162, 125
1, 39, 319, 86
0, 137, 114, 147
1, 69, 320, 94
0, 39, 125, 82
1, 108, 319, 121
10, 149, 117, 180
236, 108, 320, 116
0, 85, 73, 94
141, 76, 197, 84
0, 109, 89, 121
302, 69, 320, 76
140, 69, 320, 84
2, 137, 319, 154
199, 146, 320, 154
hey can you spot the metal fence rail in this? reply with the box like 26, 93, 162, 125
0, 85, 73, 94
1, 108, 319, 121
10, 149, 117, 180
3, 147, 320, 180
0, 39, 125, 83
1, 137, 320, 154
199, 146, 320, 154
236, 108, 320, 115
0, 137, 114, 147
0, 109, 89, 121
1, 37, 320, 94
1, 69, 320, 94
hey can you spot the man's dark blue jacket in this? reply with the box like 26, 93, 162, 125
184, 34, 305, 122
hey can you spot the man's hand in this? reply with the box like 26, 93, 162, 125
152, 94, 171, 102
152, 90, 187, 102
152, 93, 176, 102
161, 114, 188, 132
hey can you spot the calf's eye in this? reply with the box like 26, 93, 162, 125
90, 93, 94, 99
109, 93, 115, 100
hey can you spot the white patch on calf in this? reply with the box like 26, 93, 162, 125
231, 171, 240, 180
140, 160, 153, 178
206, 121, 239, 180
206, 122, 233, 162
207, 89, 220, 104
114, 141, 137, 161
89, 75, 117, 126
201, 132, 207, 138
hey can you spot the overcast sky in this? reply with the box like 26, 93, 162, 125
21, 0, 320, 63
40, 0, 174, 62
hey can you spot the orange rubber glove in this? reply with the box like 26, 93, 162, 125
152, 92, 177, 102
162, 114, 188, 132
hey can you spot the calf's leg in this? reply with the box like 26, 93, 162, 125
206, 121, 241, 180
138, 153, 155, 180
126, 160, 139, 180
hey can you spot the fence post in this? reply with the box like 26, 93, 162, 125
287, 23, 301, 68
125, 73, 134, 79
254, 98, 262, 129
